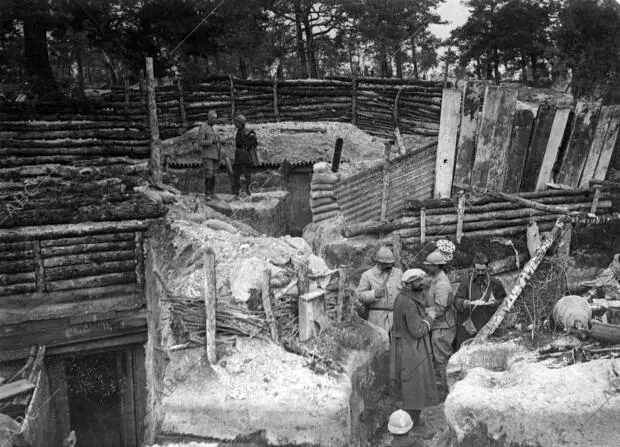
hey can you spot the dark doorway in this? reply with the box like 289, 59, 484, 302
65, 345, 146, 447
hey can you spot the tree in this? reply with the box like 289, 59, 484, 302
555, 0, 620, 99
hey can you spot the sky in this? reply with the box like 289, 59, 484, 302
429, 0, 470, 41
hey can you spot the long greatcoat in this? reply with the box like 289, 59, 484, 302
389, 287, 438, 411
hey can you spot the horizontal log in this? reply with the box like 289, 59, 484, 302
3, 129, 147, 140
0, 259, 36, 274
0, 241, 32, 252
0, 220, 150, 242
0, 139, 150, 148
0, 121, 148, 131
0, 146, 150, 157
0, 283, 37, 296
45, 259, 135, 281
46, 271, 137, 292
448, 253, 529, 283
40, 232, 135, 248
0, 271, 36, 286
0, 250, 33, 261
43, 249, 136, 268
41, 240, 135, 258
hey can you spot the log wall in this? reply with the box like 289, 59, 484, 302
334, 142, 437, 224
105, 75, 448, 139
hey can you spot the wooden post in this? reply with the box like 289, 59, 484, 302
380, 142, 392, 222
393, 87, 404, 129
261, 269, 279, 342
203, 249, 217, 363
351, 78, 358, 125
31, 240, 46, 292
297, 259, 309, 297
337, 269, 349, 322
456, 194, 465, 243
272, 78, 280, 122
124, 75, 130, 114
331, 138, 344, 173
590, 186, 602, 214
473, 216, 569, 342
177, 78, 188, 132
118, 348, 137, 447
556, 222, 572, 257
229, 75, 236, 119
420, 207, 426, 244
145, 57, 162, 185
47, 359, 71, 444
392, 233, 402, 270
134, 232, 145, 287
139, 70, 145, 105
394, 127, 406, 155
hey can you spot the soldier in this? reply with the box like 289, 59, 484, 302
232, 114, 257, 197
199, 109, 220, 201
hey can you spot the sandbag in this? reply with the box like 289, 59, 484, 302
310, 196, 336, 208
313, 162, 331, 173
312, 202, 340, 215
310, 190, 336, 200
312, 172, 339, 185
312, 210, 340, 223
552, 295, 592, 331
310, 182, 336, 192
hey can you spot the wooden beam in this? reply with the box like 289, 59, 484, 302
118, 348, 138, 447
593, 105, 620, 182
146, 57, 162, 185
502, 109, 534, 193
434, 88, 462, 198
380, 142, 391, 221
520, 105, 556, 192
453, 80, 485, 188
47, 359, 71, 443
0, 379, 35, 401
557, 101, 601, 187
134, 231, 145, 287
536, 108, 572, 191
456, 194, 465, 243
132, 345, 147, 446
579, 105, 615, 188
203, 249, 217, 364
0, 220, 150, 242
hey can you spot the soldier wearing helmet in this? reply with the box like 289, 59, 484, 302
356, 246, 403, 334
423, 249, 456, 394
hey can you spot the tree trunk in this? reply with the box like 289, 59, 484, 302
294, 1, 309, 78
379, 42, 390, 78
530, 53, 539, 84
493, 48, 500, 84
302, 9, 318, 78
238, 55, 247, 79
74, 31, 86, 97
23, 10, 56, 96
521, 53, 528, 82
411, 37, 419, 80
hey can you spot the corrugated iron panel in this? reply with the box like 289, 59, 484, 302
335, 144, 436, 224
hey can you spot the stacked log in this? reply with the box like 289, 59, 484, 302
310, 163, 341, 224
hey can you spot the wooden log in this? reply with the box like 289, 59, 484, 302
337, 269, 349, 322
519, 105, 557, 191
0, 221, 147, 242
261, 269, 279, 343
43, 249, 135, 268
41, 241, 134, 258
229, 75, 236, 118
557, 101, 601, 187
435, 88, 462, 198
420, 208, 426, 243
146, 57, 162, 185
204, 249, 217, 363
134, 231, 144, 287
0, 259, 35, 274
177, 78, 188, 131
351, 78, 358, 125
0, 271, 35, 286
471, 86, 518, 189
536, 108, 572, 191
453, 81, 485, 188
456, 194, 465, 243
380, 142, 392, 222
0, 379, 35, 401
297, 259, 309, 297
394, 127, 406, 155
39, 232, 134, 247
503, 109, 535, 193
473, 216, 569, 342
31, 240, 45, 293
331, 138, 344, 173
273, 79, 280, 122
46, 271, 136, 292
392, 234, 402, 270
44, 260, 135, 281
589, 320, 620, 344
593, 105, 620, 182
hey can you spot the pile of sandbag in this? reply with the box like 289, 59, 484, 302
310, 162, 341, 224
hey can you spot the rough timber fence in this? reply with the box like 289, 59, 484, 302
106, 75, 450, 139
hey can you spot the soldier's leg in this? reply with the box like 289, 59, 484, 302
204, 159, 216, 199
243, 165, 252, 195
232, 163, 242, 196
431, 327, 456, 392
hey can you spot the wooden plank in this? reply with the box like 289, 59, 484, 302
43, 249, 135, 268
204, 249, 217, 364
380, 142, 392, 219
453, 81, 485, 188
593, 105, 620, 181
132, 345, 147, 445
47, 359, 72, 444
502, 109, 535, 193
39, 232, 135, 248
44, 260, 135, 281
579, 105, 616, 188
557, 101, 601, 187
471, 86, 518, 190
0, 379, 34, 400
118, 348, 138, 447
0, 258, 35, 274
0, 271, 35, 285
0, 220, 149, 242
434, 88, 462, 198
536, 108, 572, 191
0, 283, 37, 296
519, 104, 556, 192
41, 241, 135, 258
46, 271, 136, 291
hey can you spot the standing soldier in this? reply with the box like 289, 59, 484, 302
232, 114, 257, 198
357, 246, 403, 335
454, 252, 506, 350
423, 250, 456, 393
199, 109, 220, 201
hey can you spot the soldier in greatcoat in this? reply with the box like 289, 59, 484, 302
232, 114, 257, 197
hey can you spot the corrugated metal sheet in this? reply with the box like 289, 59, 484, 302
335, 144, 436, 224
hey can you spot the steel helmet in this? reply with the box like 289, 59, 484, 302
388, 409, 413, 435
374, 246, 395, 264
424, 250, 447, 265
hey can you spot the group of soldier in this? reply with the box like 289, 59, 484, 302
199, 109, 257, 200
357, 245, 507, 436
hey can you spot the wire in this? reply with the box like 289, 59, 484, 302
168, 0, 228, 58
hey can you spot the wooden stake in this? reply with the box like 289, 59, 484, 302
380, 142, 392, 222
337, 269, 349, 322
177, 78, 188, 132
261, 269, 279, 343
455, 194, 465, 243
351, 78, 358, 125
145, 57, 162, 185
392, 233, 402, 270
229, 75, 236, 119
590, 186, 602, 214
124, 76, 130, 114
331, 138, 344, 173
297, 259, 309, 297
394, 127, 406, 155
31, 240, 46, 293
134, 231, 145, 287
203, 249, 217, 363
272, 78, 280, 122
420, 207, 426, 243
473, 216, 569, 342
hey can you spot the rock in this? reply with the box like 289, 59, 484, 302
282, 235, 312, 256
203, 219, 238, 234
444, 358, 620, 446
229, 257, 270, 303
269, 253, 292, 267
269, 264, 291, 288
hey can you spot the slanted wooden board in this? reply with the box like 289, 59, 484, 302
557, 101, 601, 187
536, 108, 572, 190
519, 105, 556, 192
453, 81, 486, 188
593, 105, 620, 183
434, 88, 462, 198
502, 109, 534, 193
471, 86, 518, 190
579, 105, 616, 188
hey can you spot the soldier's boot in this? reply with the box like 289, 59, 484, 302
205, 175, 216, 201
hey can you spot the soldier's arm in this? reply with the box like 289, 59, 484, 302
433, 281, 454, 317
357, 273, 378, 304
199, 125, 213, 147
453, 280, 470, 312
404, 301, 436, 339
